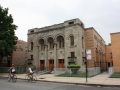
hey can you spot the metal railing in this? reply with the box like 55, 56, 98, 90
108, 67, 114, 77
53, 67, 101, 77
0, 67, 26, 74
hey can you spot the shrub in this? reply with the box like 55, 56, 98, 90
67, 64, 80, 74
67, 64, 81, 68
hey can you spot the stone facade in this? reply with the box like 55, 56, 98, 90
27, 18, 106, 70
27, 19, 85, 70
110, 32, 120, 72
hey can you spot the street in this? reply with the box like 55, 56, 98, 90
0, 78, 119, 90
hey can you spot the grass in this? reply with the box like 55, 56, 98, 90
110, 72, 120, 78
56, 72, 94, 78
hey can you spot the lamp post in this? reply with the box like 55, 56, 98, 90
84, 49, 91, 82
82, 56, 88, 82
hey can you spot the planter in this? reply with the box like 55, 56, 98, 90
67, 64, 80, 74
71, 68, 79, 74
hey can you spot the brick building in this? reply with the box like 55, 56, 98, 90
12, 40, 27, 66
110, 32, 120, 72
105, 46, 113, 68
0, 40, 27, 67
85, 28, 106, 71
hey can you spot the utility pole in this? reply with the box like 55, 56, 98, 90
85, 49, 91, 82
85, 49, 88, 82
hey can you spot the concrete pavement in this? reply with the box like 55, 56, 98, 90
0, 72, 120, 87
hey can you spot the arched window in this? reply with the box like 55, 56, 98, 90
48, 38, 54, 49
70, 36, 74, 46
31, 42, 33, 50
59, 40, 62, 48
62, 39, 64, 48
40, 39, 45, 50
57, 36, 64, 48
82, 37, 84, 48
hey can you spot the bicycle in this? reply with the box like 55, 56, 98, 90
8, 73, 17, 83
25, 72, 37, 83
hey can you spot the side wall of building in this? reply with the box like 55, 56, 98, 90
105, 46, 112, 62
111, 33, 120, 72
12, 40, 27, 66
85, 28, 106, 69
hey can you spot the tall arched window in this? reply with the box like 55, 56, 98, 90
62, 39, 64, 48
40, 39, 45, 50
70, 36, 74, 46
57, 36, 64, 48
82, 37, 84, 48
59, 40, 62, 48
31, 42, 33, 50
48, 38, 54, 49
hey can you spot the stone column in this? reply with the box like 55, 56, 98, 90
32, 46, 39, 70
54, 44, 57, 68
45, 45, 48, 68
37, 46, 39, 70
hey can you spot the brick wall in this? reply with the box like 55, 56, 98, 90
85, 28, 106, 69
110, 32, 120, 72
12, 40, 27, 66
105, 46, 113, 62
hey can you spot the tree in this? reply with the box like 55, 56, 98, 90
108, 43, 111, 46
0, 5, 18, 57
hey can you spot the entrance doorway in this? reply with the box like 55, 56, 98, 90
58, 59, 64, 68
40, 60, 45, 70
49, 60, 54, 70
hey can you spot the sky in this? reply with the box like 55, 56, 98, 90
1, 0, 120, 44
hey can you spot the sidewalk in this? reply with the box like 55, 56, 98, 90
0, 72, 120, 87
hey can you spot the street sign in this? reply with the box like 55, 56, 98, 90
86, 49, 91, 60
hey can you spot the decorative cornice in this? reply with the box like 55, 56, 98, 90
27, 23, 82, 35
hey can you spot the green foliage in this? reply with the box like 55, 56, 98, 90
15, 46, 23, 51
108, 43, 111, 46
67, 64, 80, 74
110, 72, 120, 78
67, 64, 81, 68
0, 5, 18, 57
57, 72, 94, 77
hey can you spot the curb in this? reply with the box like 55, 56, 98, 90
37, 79, 120, 88
1, 76, 120, 87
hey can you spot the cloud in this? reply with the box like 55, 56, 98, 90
0, 0, 120, 44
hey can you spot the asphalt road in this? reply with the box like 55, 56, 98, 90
0, 78, 119, 90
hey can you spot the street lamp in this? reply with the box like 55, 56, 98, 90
82, 56, 88, 82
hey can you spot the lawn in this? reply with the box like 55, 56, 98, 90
56, 72, 94, 78
110, 72, 120, 78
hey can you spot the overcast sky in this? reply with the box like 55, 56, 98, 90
1, 0, 120, 44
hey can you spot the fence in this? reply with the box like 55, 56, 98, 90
108, 67, 114, 77
53, 67, 101, 77
0, 66, 26, 74
87, 67, 100, 76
